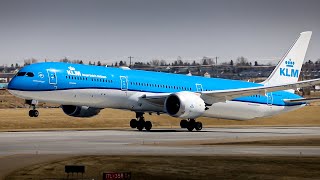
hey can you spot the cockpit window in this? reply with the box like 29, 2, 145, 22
17, 72, 26, 76
26, 72, 34, 77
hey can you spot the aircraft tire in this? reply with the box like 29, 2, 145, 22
137, 119, 145, 131
29, 110, 34, 117
180, 120, 188, 128
195, 122, 202, 131
130, 119, 137, 128
145, 121, 152, 131
33, 110, 39, 117
187, 123, 194, 131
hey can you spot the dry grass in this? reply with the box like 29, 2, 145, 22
6, 155, 320, 180
1, 89, 320, 131
0, 105, 320, 131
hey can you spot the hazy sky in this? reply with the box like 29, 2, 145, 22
0, 0, 319, 65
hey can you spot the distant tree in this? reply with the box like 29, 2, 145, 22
11, 64, 14, 68
15, 63, 19, 68
254, 61, 258, 66
201, 56, 214, 65
236, 56, 249, 66
97, 61, 102, 66
24, 59, 31, 66
79, 60, 83, 64
202, 59, 208, 65
60, 57, 70, 63
89, 61, 92, 65
119, 61, 124, 66
115, 62, 118, 67
160, 60, 167, 66
306, 60, 313, 64
151, 59, 160, 66
31, 58, 38, 64
230, 60, 234, 66
24, 58, 38, 66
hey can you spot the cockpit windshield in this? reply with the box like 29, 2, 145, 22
26, 72, 34, 77
16, 72, 26, 76
16, 72, 35, 77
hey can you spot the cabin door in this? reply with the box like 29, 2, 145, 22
120, 76, 128, 91
196, 84, 203, 92
267, 92, 273, 106
47, 69, 57, 89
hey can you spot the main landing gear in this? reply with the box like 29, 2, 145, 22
26, 100, 39, 117
180, 119, 202, 131
130, 112, 152, 131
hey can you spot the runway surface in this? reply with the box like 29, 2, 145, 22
1, 127, 320, 156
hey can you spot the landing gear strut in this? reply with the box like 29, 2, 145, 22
26, 100, 39, 117
130, 112, 152, 131
180, 119, 202, 131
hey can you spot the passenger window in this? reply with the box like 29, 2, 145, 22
17, 72, 26, 76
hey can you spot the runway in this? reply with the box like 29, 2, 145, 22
1, 127, 320, 156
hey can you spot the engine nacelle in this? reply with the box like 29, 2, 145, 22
164, 92, 206, 119
61, 105, 101, 118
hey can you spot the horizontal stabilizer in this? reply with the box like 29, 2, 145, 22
284, 97, 320, 104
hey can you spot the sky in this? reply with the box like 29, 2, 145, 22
0, 0, 319, 65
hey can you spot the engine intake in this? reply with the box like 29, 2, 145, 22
164, 92, 206, 119
61, 105, 101, 117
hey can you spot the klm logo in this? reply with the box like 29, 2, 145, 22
67, 66, 81, 76
279, 59, 299, 78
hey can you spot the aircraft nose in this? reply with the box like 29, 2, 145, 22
7, 77, 19, 90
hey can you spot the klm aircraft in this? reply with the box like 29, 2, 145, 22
8, 31, 320, 131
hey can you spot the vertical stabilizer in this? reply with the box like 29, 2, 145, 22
262, 31, 312, 86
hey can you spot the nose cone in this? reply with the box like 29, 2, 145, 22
7, 77, 24, 97
7, 77, 20, 90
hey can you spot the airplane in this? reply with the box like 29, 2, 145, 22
7, 31, 320, 131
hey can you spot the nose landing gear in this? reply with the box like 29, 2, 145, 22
26, 100, 39, 117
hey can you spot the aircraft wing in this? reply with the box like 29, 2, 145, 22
142, 78, 320, 106
201, 78, 320, 104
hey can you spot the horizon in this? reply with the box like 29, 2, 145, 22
0, 0, 319, 65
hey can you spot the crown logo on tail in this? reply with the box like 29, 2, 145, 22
285, 59, 295, 68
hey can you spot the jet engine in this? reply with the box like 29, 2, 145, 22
61, 105, 101, 117
164, 92, 206, 119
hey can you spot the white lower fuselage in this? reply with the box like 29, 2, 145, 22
9, 89, 304, 120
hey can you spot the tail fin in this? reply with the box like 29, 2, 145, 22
262, 31, 312, 86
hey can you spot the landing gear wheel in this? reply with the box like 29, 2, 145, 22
29, 110, 34, 117
28, 110, 39, 117
145, 121, 152, 131
187, 124, 195, 131
137, 119, 145, 131
130, 119, 137, 128
180, 120, 188, 128
195, 122, 202, 131
33, 110, 39, 117
187, 119, 195, 132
